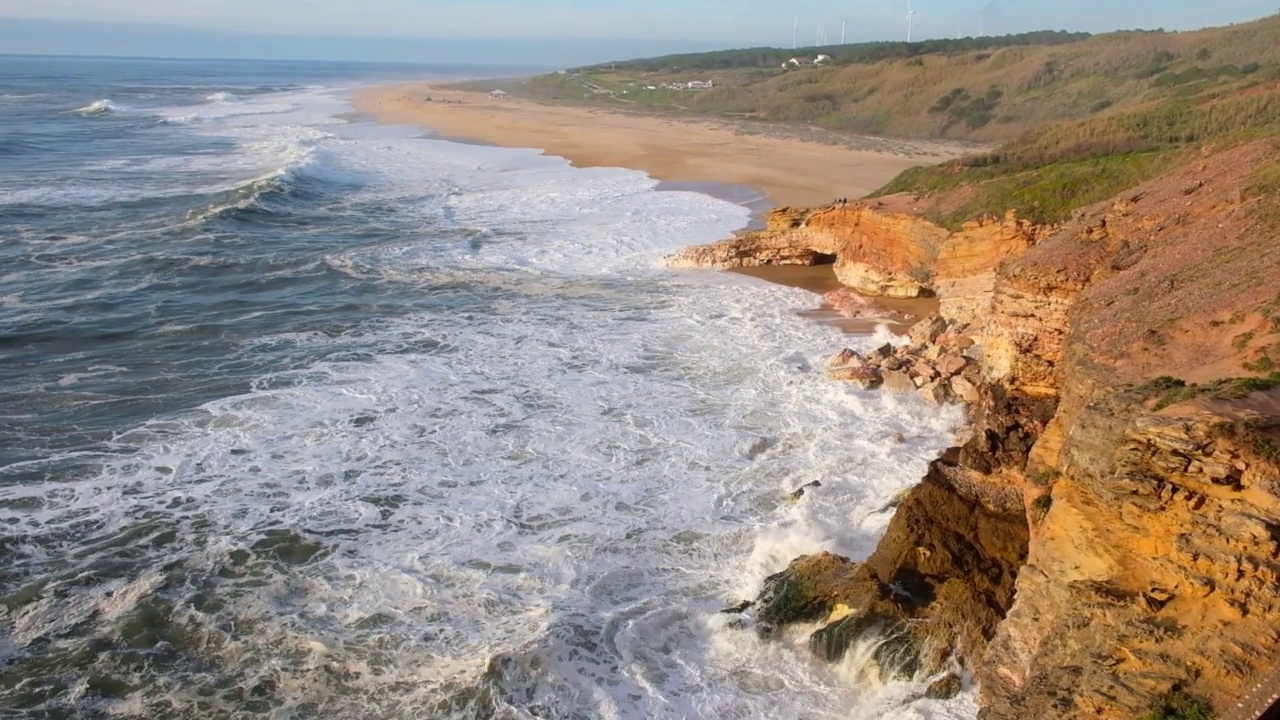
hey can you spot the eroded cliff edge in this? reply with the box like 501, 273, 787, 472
676, 140, 1280, 718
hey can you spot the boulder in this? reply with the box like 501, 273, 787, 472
937, 354, 968, 378
926, 673, 964, 700
909, 314, 948, 346
754, 553, 868, 633
949, 376, 981, 404
824, 287, 872, 307
919, 381, 951, 405
883, 370, 916, 393
789, 480, 822, 502
831, 366, 883, 389
912, 360, 940, 381
828, 348, 867, 369
868, 343, 895, 362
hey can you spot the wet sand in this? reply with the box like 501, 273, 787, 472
730, 265, 939, 334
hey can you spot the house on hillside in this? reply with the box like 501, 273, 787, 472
815, 54, 832, 65
787, 57, 813, 67
686, 80, 714, 90
489, 89, 509, 99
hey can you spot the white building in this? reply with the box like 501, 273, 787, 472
489, 89, 509, 99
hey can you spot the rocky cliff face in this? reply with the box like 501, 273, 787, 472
974, 141, 1280, 719
669, 205, 1041, 306
703, 141, 1280, 718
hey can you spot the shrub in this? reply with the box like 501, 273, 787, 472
1156, 385, 1199, 410
1141, 691, 1215, 720
1213, 419, 1280, 462
1244, 355, 1276, 373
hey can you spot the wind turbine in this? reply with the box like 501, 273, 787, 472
793, 17, 799, 49
841, 19, 847, 44
906, 0, 916, 42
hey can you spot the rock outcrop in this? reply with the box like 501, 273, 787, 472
669, 205, 1043, 309
753, 457, 1029, 681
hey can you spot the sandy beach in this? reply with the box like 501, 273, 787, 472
354, 83, 970, 209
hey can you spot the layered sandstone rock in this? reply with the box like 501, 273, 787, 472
934, 211, 1045, 328
668, 204, 1039, 302
981, 390, 1280, 719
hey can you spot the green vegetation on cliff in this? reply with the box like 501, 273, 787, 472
1140, 691, 1215, 720
871, 80, 1280, 227
1136, 373, 1280, 411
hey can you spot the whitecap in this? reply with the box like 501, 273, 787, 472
70, 98, 118, 116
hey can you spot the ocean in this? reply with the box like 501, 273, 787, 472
0, 55, 972, 719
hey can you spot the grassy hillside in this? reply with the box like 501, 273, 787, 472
512, 14, 1280, 143
870, 78, 1280, 228
583, 31, 1090, 72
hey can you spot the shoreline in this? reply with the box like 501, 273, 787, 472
353, 82, 969, 209
353, 82, 949, 327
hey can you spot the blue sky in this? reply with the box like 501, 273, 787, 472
0, 0, 1275, 63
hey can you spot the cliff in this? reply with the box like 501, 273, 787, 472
975, 140, 1280, 719
690, 139, 1280, 717
670, 204, 1043, 326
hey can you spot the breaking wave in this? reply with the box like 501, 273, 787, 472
71, 98, 118, 116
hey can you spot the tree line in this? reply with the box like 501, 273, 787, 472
584, 31, 1093, 72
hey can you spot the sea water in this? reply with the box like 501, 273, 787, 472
0, 56, 975, 719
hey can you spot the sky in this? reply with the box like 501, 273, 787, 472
0, 0, 1276, 65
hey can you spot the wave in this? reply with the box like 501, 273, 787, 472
158, 100, 297, 125
182, 145, 328, 224
71, 98, 118, 117
185, 173, 294, 224
158, 114, 197, 126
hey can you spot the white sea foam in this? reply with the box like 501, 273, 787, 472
205, 91, 238, 104
0, 121, 329, 208
1, 86, 979, 719
158, 113, 197, 125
